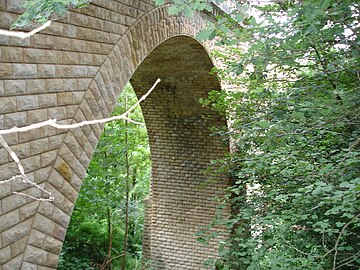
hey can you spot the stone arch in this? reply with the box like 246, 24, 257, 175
0, 3, 229, 269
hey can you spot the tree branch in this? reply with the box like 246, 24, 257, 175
0, 78, 160, 135
0, 135, 54, 201
0, 78, 161, 201
0, 20, 52, 38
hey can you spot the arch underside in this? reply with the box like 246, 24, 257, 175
0, 2, 229, 269
131, 36, 228, 269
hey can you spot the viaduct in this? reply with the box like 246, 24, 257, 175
0, 0, 230, 269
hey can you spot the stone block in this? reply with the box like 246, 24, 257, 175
6, 0, 25, 13
0, 0, 5, 10
19, 201, 39, 221
57, 92, 74, 106
23, 244, 48, 265
0, 63, 12, 78
1, 47, 23, 62
31, 34, 54, 49
4, 79, 26, 95
26, 79, 45, 94
32, 214, 55, 235
77, 78, 91, 90
24, 48, 46, 63
45, 79, 64, 92
28, 229, 46, 247
10, 235, 27, 257
0, 11, 16, 29
40, 150, 57, 167
0, 147, 9, 164
38, 94, 57, 108
0, 209, 19, 233
69, 39, 85, 52
0, 246, 11, 265
1, 218, 32, 246
27, 109, 48, 124
63, 24, 77, 38
16, 95, 38, 110
45, 50, 63, 64
63, 78, 77, 91
46, 252, 59, 268
52, 206, 70, 227
4, 111, 27, 129
61, 197, 74, 215
0, 33, 10, 45
17, 126, 40, 144
30, 138, 49, 156
34, 166, 52, 183
37, 201, 54, 217
2, 254, 22, 270
44, 21, 64, 36
48, 134, 65, 150
43, 235, 63, 254
11, 142, 31, 158
21, 262, 38, 270
9, 36, 31, 47
12, 64, 37, 78
61, 180, 78, 202
0, 80, 3, 95
38, 65, 56, 78
78, 53, 93, 65
0, 97, 16, 113
52, 224, 66, 241
22, 155, 41, 172
47, 107, 67, 120
63, 52, 79, 65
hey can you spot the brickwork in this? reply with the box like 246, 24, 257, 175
0, 1, 229, 269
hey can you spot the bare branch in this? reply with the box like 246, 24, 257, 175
0, 78, 160, 135
0, 20, 52, 38
0, 78, 161, 201
333, 213, 360, 269
0, 135, 54, 201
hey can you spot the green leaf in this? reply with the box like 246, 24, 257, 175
197, 28, 217, 41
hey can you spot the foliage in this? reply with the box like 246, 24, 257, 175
11, 0, 89, 29
160, 0, 360, 269
59, 84, 151, 269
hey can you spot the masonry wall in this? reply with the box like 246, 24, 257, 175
0, 1, 229, 269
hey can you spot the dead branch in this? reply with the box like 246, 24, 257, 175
0, 78, 161, 201
0, 20, 52, 38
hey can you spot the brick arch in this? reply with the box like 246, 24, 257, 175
0, 3, 228, 269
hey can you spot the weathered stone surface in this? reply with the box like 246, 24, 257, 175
2, 254, 22, 270
1, 194, 27, 214
1, 219, 32, 247
0, 210, 19, 233
4, 80, 26, 95
12, 64, 37, 78
23, 245, 48, 265
1, 47, 23, 62
0, 246, 11, 265
10, 236, 28, 257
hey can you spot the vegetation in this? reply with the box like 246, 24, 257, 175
11, 0, 89, 29
157, 0, 360, 269
58, 85, 151, 270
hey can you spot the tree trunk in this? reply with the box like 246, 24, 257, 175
121, 97, 130, 270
